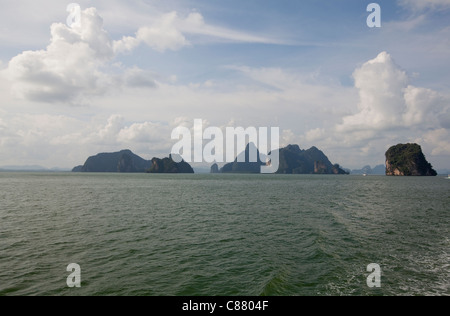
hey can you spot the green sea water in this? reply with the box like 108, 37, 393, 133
0, 173, 448, 296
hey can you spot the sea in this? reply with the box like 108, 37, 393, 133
0, 173, 448, 296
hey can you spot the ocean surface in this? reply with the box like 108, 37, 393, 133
0, 173, 448, 296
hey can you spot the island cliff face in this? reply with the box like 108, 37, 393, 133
147, 155, 194, 174
73, 150, 194, 174
275, 145, 348, 175
385, 144, 437, 176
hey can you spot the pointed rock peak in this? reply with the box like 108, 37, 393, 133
285, 144, 302, 153
246, 142, 260, 152
120, 149, 133, 155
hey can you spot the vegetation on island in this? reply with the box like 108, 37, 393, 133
385, 143, 437, 176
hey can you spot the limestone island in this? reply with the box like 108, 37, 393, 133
385, 143, 437, 176
72, 149, 194, 174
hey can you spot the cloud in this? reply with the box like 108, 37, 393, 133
114, 11, 285, 54
84, 115, 171, 146
341, 52, 408, 130
305, 128, 326, 143
180, 12, 286, 45
117, 121, 173, 148
113, 11, 189, 53
403, 85, 444, 126
293, 51, 450, 168
0, 114, 7, 138
417, 128, 450, 155
3, 6, 284, 105
81, 115, 185, 156
4, 8, 115, 105
337, 52, 448, 132
92, 115, 125, 145
0, 112, 89, 165
399, 0, 450, 11
122, 67, 158, 88
0, 112, 184, 167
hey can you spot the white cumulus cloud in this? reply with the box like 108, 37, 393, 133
299, 52, 450, 168
114, 11, 189, 53
337, 52, 449, 132
416, 128, 450, 156
4, 8, 115, 105
2, 6, 283, 106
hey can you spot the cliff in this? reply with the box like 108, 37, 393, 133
147, 155, 194, 174
385, 144, 437, 176
275, 145, 348, 175
73, 150, 152, 173
73, 150, 194, 174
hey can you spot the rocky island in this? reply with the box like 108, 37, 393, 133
214, 143, 348, 175
275, 145, 348, 175
72, 150, 194, 174
210, 163, 220, 174
385, 143, 437, 176
147, 155, 194, 174
220, 143, 266, 174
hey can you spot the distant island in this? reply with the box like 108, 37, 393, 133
385, 143, 437, 176
351, 165, 386, 175
275, 144, 348, 175
212, 143, 348, 175
69, 144, 440, 176
147, 156, 194, 174
72, 150, 194, 174
220, 143, 266, 174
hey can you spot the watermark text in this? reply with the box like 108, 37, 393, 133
171, 120, 280, 174
67, 263, 81, 288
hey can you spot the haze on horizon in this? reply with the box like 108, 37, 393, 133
0, 0, 449, 170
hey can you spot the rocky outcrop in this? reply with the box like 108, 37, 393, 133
73, 150, 194, 174
75, 150, 152, 173
385, 143, 437, 176
276, 145, 348, 175
147, 155, 194, 174
314, 161, 328, 174
221, 143, 265, 174
210, 163, 220, 174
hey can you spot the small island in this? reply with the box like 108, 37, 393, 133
72, 150, 194, 174
147, 155, 194, 174
385, 143, 437, 176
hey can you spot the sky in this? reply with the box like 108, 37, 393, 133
0, 0, 449, 170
